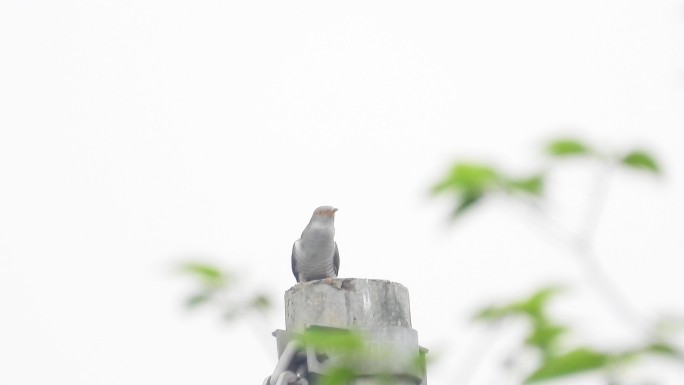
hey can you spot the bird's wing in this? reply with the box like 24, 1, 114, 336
291, 241, 301, 282
333, 241, 340, 276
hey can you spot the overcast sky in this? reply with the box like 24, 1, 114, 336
1, 1, 683, 384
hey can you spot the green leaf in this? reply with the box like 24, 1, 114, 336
432, 163, 500, 194
525, 322, 567, 356
250, 294, 271, 310
525, 348, 610, 383
645, 342, 680, 357
473, 305, 512, 322
512, 286, 561, 319
297, 328, 365, 354
320, 366, 357, 385
506, 174, 545, 196
433, 163, 500, 219
180, 262, 227, 287
452, 192, 484, 218
546, 139, 591, 157
410, 349, 429, 376
474, 287, 562, 323
185, 293, 212, 308
621, 150, 660, 174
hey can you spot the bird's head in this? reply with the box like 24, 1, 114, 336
311, 206, 338, 222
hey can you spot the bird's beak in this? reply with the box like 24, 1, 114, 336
330, 208, 338, 215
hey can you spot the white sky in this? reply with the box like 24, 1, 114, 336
1, 1, 683, 384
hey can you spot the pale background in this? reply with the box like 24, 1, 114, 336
1, 1, 683, 384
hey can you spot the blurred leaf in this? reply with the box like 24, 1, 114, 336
250, 294, 271, 310
513, 287, 562, 319
525, 322, 567, 356
474, 287, 562, 323
177, 261, 273, 324
452, 191, 484, 218
644, 342, 680, 357
377, 373, 399, 385
320, 366, 356, 385
185, 293, 212, 308
476, 287, 567, 359
410, 349, 429, 375
546, 139, 591, 157
180, 262, 227, 287
297, 328, 365, 354
432, 163, 500, 194
621, 150, 660, 174
433, 163, 500, 219
473, 304, 514, 322
505, 174, 545, 196
525, 348, 610, 383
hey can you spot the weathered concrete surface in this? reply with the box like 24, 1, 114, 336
285, 278, 412, 331
282, 278, 426, 384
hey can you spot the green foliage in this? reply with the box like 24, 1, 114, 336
185, 293, 212, 308
546, 138, 592, 157
452, 191, 484, 217
525, 348, 610, 383
432, 163, 500, 194
475, 286, 683, 384
526, 342, 680, 384
446, 136, 684, 384
320, 366, 356, 385
545, 138, 661, 176
474, 287, 563, 322
297, 328, 371, 385
513, 287, 562, 319
294, 327, 424, 385
296, 327, 365, 354
250, 294, 271, 310
476, 287, 567, 357
432, 163, 543, 218
411, 349, 429, 377
643, 342, 680, 358
178, 261, 271, 320
525, 322, 568, 355
432, 163, 497, 217
180, 262, 228, 287
621, 150, 660, 174
434, 137, 663, 221
506, 174, 545, 196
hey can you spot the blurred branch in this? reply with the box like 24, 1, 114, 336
433, 138, 661, 332
178, 261, 273, 320
473, 286, 681, 384
511, 189, 649, 331
432, 136, 676, 384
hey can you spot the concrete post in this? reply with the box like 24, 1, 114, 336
267, 279, 427, 385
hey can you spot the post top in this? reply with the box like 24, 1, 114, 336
284, 278, 412, 331
286, 278, 407, 293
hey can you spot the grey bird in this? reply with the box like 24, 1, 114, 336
291, 206, 339, 283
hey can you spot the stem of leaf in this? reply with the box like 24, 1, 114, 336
574, 161, 650, 330
514, 189, 649, 333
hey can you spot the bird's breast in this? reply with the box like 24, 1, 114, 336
299, 226, 335, 257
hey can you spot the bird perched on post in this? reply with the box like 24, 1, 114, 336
291, 206, 339, 283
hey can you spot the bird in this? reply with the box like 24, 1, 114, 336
291, 206, 340, 283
